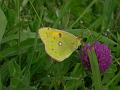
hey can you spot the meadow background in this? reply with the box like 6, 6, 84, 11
0, 0, 120, 90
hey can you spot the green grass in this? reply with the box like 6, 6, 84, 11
0, 0, 120, 90
88, 49, 102, 90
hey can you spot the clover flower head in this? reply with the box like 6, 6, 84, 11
80, 41, 112, 73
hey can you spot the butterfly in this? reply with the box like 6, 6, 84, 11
38, 27, 81, 62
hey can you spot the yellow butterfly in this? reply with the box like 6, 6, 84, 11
38, 27, 81, 62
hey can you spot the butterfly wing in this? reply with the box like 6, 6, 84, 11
38, 27, 81, 62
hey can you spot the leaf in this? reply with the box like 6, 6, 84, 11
0, 62, 9, 86
1, 30, 36, 44
65, 63, 83, 90
106, 71, 120, 87
109, 86, 120, 90
9, 61, 37, 90
117, 32, 120, 44
20, 0, 29, 11
102, 64, 117, 85
88, 48, 102, 90
101, 0, 115, 31
0, 39, 40, 60
0, 74, 2, 90
0, 8, 7, 44
115, 0, 120, 5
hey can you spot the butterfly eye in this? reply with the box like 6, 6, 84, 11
58, 33, 62, 38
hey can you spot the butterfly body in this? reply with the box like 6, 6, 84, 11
38, 27, 81, 62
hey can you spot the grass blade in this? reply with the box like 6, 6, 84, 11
88, 48, 102, 90
0, 8, 7, 44
0, 74, 2, 90
70, 0, 97, 28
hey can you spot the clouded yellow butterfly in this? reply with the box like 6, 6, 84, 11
38, 27, 81, 62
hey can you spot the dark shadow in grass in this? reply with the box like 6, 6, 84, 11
84, 76, 92, 88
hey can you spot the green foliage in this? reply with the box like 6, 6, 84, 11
0, 0, 119, 90
88, 49, 102, 90
0, 8, 7, 44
